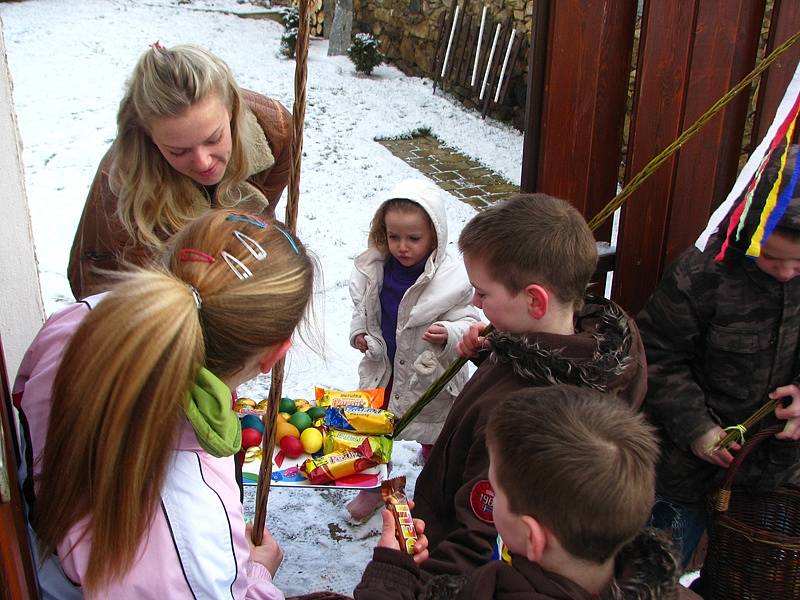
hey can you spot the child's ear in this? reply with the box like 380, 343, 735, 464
258, 339, 292, 374
524, 284, 549, 320
520, 515, 548, 562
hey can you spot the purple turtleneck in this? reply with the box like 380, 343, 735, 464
380, 255, 428, 366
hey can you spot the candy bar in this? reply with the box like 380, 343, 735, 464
323, 405, 395, 435
323, 430, 393, 464
315, 386, 385, 409
381, 476, 418, 554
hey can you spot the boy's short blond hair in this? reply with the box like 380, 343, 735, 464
458, 194, 598, 309
486, 386, 658, 563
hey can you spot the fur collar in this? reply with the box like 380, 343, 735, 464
240, 105, 274, 176
485, 295, 633, 391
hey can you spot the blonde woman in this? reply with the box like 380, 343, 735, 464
16, 210, 311, 598
68, 43, 293, 300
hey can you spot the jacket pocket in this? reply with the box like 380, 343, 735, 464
704, 324, 769, 402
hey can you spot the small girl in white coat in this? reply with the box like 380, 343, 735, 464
348, 179, 479, 519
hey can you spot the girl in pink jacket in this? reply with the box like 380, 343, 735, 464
14, 209, 313, 599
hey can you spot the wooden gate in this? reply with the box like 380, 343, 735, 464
521, 0, 800, 314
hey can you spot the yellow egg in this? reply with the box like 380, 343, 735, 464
300, 427, 324, 454
275, 421, 300, 445
277, 412, 291, 422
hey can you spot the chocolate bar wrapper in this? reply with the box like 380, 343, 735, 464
315, 386, 385, 409
381, 476, 418, 554
323, 405, 395, 435
323, 430, 393, 464
300, 444, 377, 485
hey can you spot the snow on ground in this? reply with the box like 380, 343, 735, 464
1, 0, 522, 595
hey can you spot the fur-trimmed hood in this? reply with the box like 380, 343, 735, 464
485, 294, 647, 408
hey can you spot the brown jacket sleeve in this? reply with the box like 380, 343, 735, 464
241, 90, 294, 216
67, 148, 149, 299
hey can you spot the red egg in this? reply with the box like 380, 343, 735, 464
279, 435, 305, 459
241, 427, 262, 449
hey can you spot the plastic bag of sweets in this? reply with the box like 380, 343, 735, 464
382, 476, 418, 554
323, 405, 394, 435
323, 430, 392, 464
315, 386, 385, 409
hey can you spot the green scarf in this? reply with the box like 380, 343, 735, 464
184, 367, 242, 457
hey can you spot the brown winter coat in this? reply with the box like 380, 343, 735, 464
67, 90, 293, 299
354, 529, 699, 600
412, 295, 648, 577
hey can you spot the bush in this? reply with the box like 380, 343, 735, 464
348, 33, 383, 76
281, 27, 298, 58
280, 6, 299, 30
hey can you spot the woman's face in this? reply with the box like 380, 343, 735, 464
149, 93, 233, 186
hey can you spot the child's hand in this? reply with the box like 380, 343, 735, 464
377, 502, 429, 565
456, 322, 490, 358
246, 523, 284, 577
690, 426, 740, 468
354, 333, 368, 353
422, 324, 448, 345
772, 384, 800, 440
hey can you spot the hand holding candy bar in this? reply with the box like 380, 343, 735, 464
378, 477, 429, 564
377, 502, 429, 565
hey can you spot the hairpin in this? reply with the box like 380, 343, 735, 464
178, 248, 216, 263
221, 252, 253, 280
273, 224, 301, 255
152, 40, 164, 51
233, 231, 267, 260
226, 214, 268, 229
187, 284, 203, 309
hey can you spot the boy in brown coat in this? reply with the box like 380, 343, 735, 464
411, 194, 647, 576
355, 386, 686, 599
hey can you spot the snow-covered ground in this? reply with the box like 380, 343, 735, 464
1, 0, 522, 595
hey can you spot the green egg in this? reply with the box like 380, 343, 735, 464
288, 411, 313, 433
279, 397, 297, 414
307, 406, 326, 421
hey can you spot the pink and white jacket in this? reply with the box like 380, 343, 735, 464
13, 295, 284, 600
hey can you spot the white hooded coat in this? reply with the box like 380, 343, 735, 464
349, 179, 480, 444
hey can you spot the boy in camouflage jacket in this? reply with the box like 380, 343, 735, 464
638, 145, 800, 568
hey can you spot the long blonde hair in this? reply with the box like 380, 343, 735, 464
35, 209, 313, 592
112, 44, 252, 249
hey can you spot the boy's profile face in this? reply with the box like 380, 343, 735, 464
755, 231, 800, 283
487, 446, 528, 556
464, 254, 533, 334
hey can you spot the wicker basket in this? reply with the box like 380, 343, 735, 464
704, 426, 800, 599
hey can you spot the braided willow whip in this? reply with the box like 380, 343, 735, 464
711, 397, 782, 453
252, 0, 313, 546
587, 29, 800, 232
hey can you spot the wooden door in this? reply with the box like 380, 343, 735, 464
0, 336, 39, 599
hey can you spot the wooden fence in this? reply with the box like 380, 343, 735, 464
521, 0, 800, 314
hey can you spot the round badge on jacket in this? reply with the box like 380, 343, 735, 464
469, 480, 495, 523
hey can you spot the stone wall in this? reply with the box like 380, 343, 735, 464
354, 0, 532, 127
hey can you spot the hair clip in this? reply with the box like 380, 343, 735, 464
233, 231, 267, 260
178, 248, 216, 263
226, 214, 268, 229
273, 224, 301, 255
221, 251, 253, 280
152, 40, 164, 51
187, 284, 203, 309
